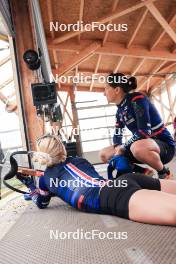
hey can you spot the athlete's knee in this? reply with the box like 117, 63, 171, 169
165, 210, 176, 225
130, 139, 160, 158
158, 203, 176, 225
130, 141, 144, 158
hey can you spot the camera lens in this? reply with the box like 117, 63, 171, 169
23, 49, 41, 70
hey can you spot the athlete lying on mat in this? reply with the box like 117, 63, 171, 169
23, 134, 176, 226
99, 72, 175, 179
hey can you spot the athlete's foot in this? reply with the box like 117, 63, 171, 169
158, 168, 173, 180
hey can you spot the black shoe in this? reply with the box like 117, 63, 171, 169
158, 168, 173, 179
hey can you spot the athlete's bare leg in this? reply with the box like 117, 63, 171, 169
99, 146, 115, 163
130, 139, 163, 171
129, 189, 176, 225
128, 179, 176, 225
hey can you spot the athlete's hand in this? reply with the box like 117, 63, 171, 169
114, 145, 125, 156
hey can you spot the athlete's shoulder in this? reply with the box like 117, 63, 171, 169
129, 92, 148, 102
44, 161, 66, 176
67, 156, 89, 165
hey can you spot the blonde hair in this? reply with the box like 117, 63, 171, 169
33, 134, 67, 167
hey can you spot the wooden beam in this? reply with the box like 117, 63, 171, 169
11, 0, 43, 149
126, 9, 148, 49
150, 13, 176, 50
146, 77, 151, 93
153, 93, 175, 125
131, 58, 145, 75
0, 34, 8, 42
0, 91, 17, 114
68, 87, 82, 155
0, 55, 11, 67
48, 40, 176, 61
166, 94, 176, 123
57, 91, 74, 141
98, 43, 176, 61
47, 0, 54, 39
57, 93, 73, 125
158, 61, 176, 73
166, 79, 175, 122
57, 84, 104, 93
0, 91, 8, 104
159, 90, 165, 123
102, 0, 120, 45
113, 56, 125, 73
75, 66, 79, 76
171, 46, 176, 53
77, 0, 84, 43
166, 102, 176, 123
149, 62, 176, 94
53, 68, 127, 76
53, 42, 100, 76
48, 39, 92, 52
52, 69, 109, 78
53, 49, 59, 69
52, 0, 157, 44
5, 100, 18, 113
90, 54, 102, 91
60, 93, 70, 126
152, 95, 172, 114
52, 68, 174, 89
137, 60, 167, 91
150, 79, 164, 95
144, 2, 176, 44
0, 77, 13, 90
46, 0, 59, 71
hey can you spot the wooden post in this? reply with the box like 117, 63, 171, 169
165, 77, 176, 124
165, 79, 174, 122
10, 0, 43, 150
159, 89, 165, 123
68, 87, 82, 156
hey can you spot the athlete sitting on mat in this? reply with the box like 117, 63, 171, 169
99, 72, 175, 179
23, 134, 176, 226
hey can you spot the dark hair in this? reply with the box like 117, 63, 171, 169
107, 72, 137, 93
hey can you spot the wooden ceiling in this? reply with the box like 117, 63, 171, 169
39, 0, 176, 94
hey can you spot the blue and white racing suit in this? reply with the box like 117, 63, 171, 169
30, 157, 106, 211
113, 92, 175, 150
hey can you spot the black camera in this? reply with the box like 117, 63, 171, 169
31, 82, 57, 106
23, 49, 41, 70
